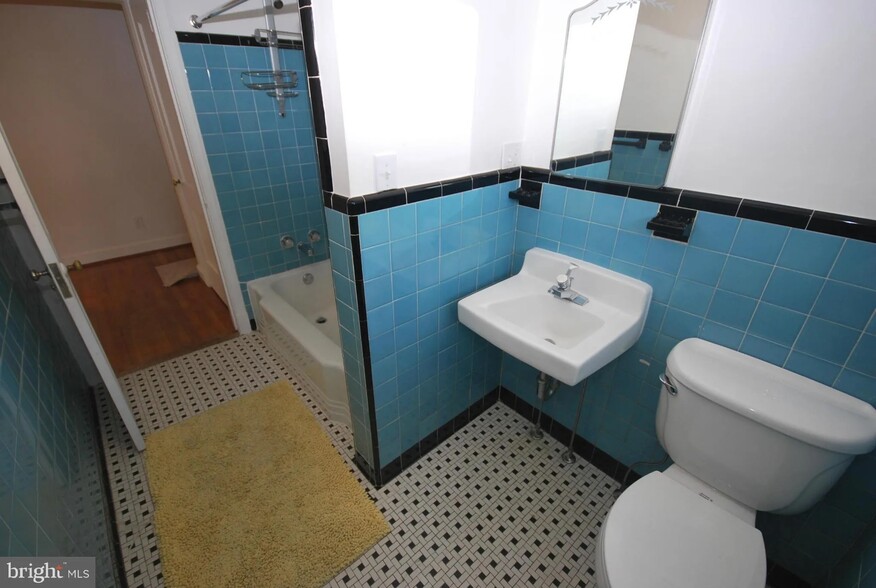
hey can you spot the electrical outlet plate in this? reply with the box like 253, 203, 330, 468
502, 142, 522, 168
374, 153, 397, 191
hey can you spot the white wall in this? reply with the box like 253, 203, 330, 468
615, 0, 709, 133
0, 4, 189, 264
667, 0, 876, 219
553, 4, 638, 160
313, 0, 538, 197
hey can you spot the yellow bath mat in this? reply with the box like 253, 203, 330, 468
144, 380, 389, 588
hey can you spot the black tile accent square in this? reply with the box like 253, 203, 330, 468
346, 197, 366, 216
738, 200, 811, 229
472, 171, 499, 189
442, 177, 474, 196
176, 31, 209, 44
298, 6, 319, 76
678, 190, 741, 215
316, 137, 333, 192
549, 174, 588, 190
807, 211, 876, 243
307, 77, 327, 138
585, 179, 629, 197
406, 183, 442, 203
499, 168, 521, 183
521, 167, 551, 183
364, 189, 406, 212
628, 186, 680, 205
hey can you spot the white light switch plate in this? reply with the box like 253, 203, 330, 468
374, 153, 397, 191
502, 142, 522, 168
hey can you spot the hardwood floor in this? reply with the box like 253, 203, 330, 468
70, 244, 237, 375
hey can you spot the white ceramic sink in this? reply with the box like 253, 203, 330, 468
458, 248, 652, 386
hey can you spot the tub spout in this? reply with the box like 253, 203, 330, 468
298, 242, 314, 257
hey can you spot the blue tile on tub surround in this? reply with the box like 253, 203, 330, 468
180, 42, 325, 318
496, 182, 876, 586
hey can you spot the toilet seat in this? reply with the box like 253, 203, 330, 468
598, 472, 766, 588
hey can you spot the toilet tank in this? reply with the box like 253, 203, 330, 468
657, 338, 876, 514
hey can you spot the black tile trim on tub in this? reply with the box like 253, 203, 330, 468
175, 31, 303, 49
551, 150, 612, 173
377, 387, 502, 487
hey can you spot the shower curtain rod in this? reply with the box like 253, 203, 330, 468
190, 0, 287, 29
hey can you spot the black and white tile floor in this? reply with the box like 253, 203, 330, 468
96, 334, 619, 587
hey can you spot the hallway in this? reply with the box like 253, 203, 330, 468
70, 244, 236, 374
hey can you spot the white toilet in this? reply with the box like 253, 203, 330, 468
595, 338, 876, 588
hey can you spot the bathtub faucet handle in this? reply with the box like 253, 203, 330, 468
280, 235, 296, 249
307, 229, 321, 243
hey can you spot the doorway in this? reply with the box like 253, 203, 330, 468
0, 2, 237, 375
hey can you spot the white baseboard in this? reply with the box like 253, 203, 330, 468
65, 233, 191, 265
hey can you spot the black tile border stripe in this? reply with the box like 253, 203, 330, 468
323, 169, 522, 215
614, 129, 676, 143
551, 150, 612, 172
347, 216, 382, 482
298, 5, 319, 76
175, 31, 302, 49
322, 166, 875, 243
499, 389, 640, 486
377, 388, 503, 486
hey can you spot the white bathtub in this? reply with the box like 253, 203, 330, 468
248, 261, 350, 427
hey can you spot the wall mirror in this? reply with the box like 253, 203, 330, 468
552, 0, 712, 187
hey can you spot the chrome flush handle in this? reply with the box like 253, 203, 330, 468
659, 373, 678, 396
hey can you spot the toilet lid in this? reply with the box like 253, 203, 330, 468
602, 472, 766, 588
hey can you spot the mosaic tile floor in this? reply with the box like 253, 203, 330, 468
96, 333, 619, 587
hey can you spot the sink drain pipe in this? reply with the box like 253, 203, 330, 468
561, 378, 589, 464
529, 372, 560, 440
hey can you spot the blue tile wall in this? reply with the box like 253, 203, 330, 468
180, 42, 327, 317
607, 138, 672, 185
502, 181, 876, 584
325, 207, 374, 469
355, 182, 517, 466
821, 519, 876, 587
0, 217, 118, 585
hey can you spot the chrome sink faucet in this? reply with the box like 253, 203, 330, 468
549, 263, 589, 306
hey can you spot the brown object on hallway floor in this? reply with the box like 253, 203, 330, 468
144, 379, 390, 588
155, 257, 198, 287
70, 244, 236, 375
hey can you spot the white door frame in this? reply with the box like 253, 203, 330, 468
138, 0, 253, 334
0, 124, 146, 452
122, 0, 230, 308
